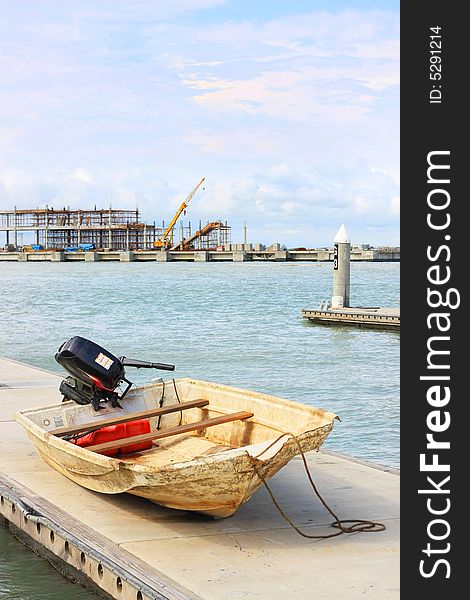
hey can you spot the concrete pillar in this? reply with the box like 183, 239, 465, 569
85, 252, 98, 262
331, 224, 351, 308
77, 210, 82, 245
194, 251, 209, 262
51, 252, 64, 262
18, 252, 28, 262
13, 206, 18, 248
120, 251, 135, 262
232, 251, 247, 262
108, 207, 112, 248
45, 208, 49, 249
274, 250, 288, 261
155, 251, 170, 262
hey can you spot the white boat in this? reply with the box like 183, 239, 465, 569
16, 378, 337, 517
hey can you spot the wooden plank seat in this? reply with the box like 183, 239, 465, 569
86, 411, 254, 454
52, 399, 210, 437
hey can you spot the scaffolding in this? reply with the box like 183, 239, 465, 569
0, 208, 156, 250
196, 221, 231, 250
170, 220, 231, 250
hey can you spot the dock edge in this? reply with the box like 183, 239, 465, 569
0, 473, 200, 600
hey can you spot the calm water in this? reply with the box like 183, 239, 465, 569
0, 260, 399, 597
0, 525, 98, 599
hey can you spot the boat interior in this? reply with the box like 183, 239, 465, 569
19, 378, 336, 466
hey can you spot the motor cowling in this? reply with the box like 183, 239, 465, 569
55, 336, 175, 410
55, 336, 130, 410
56, 336, 125, 390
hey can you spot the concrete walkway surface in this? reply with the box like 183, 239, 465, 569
0, 357, 399, 600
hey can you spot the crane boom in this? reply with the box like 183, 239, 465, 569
157, 177, 205, 248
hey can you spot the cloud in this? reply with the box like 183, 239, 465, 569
188, 161, 400, 244
168, 11, 399, 124
0, 160, 399, 245
183, 66, 395, 122
69, 168, 95, 185
0, 3, 399, 246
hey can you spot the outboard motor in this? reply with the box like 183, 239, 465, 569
55, 336, 175, 411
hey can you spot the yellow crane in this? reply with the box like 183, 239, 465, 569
154, 177, 205, 249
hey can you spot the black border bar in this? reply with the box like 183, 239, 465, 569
401, 3, 465, 596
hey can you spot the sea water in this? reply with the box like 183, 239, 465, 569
0, 260, 399, 597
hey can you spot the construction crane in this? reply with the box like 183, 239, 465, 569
154, 177, 205, 249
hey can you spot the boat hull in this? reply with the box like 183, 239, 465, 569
16, 378, 337, 517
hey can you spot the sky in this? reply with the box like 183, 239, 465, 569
0, 0, 399, 247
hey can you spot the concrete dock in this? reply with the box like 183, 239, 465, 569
0, 247, 400, 263
302, 307, 400, 331
0, 357, 399, 600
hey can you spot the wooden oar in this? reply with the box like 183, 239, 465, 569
86, 410, 254, 453
52, 399, 209, 437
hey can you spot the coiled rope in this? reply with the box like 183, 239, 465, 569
247, 432, 386, 539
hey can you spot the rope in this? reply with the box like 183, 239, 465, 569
66, 430, 92, 443
172, 378, 183, 425
66, 378, 174, 439
157, 378, 183, 429
247, 432, 386, 539
156, 379, 166, 430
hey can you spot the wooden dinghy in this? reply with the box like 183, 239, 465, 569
15, 378, 338, 517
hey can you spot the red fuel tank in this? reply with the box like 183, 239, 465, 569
73, 419, 152, 456
119, 419, 152, 454
73, 424, 125, 456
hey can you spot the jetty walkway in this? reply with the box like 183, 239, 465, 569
0, 357, 399, 600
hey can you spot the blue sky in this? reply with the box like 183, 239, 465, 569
0, 0, 399, 246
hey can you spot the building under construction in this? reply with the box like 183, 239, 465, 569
0, 207, 156, 250
0, 207, 231, 251
169, 221, 231, 251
